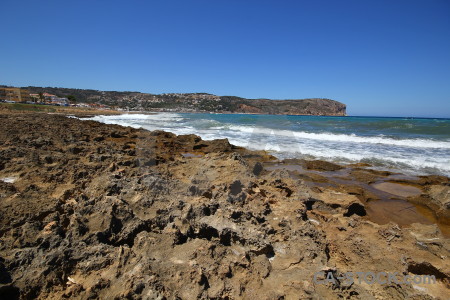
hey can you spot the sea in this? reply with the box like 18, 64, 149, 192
87, 113, 450, 177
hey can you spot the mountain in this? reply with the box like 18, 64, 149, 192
19, 86, 346, 116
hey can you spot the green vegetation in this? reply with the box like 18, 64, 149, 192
67, 95, 77, 102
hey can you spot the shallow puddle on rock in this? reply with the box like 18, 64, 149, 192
414, 205, 450, 237
264, 164, 304, 173
366, 199, 432, 226
264, 162, 450, 237
366, 200, 450, 237
371, 182, 422, 198
264, 163, 353, 182
386, 174, 420, 181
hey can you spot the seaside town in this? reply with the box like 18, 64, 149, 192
0, 87, 111, 110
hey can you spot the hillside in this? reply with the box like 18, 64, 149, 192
18, 86, 346, 115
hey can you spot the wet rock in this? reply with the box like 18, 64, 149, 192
177, 134, 202, 145
426, 185, 450, 220
304, 160, 343, 171
349, 169, 387, 184
310, 189, 366, 216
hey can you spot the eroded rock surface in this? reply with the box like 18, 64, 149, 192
0, 113, 449, 299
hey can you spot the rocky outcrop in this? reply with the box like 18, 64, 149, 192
232, 98, 346, 116
0, 113, 448, 299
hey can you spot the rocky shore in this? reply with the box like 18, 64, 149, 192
0, 112, 449, 299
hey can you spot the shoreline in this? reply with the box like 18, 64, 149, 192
0, 111, 449, 298
85, 111, 450, 178
3, 100, 450, 119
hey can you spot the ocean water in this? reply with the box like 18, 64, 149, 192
87, 113, 450, 176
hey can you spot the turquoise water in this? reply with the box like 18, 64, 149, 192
88, 113, 450, 176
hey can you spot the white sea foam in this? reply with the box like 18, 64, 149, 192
226, 133, 449, 170
88, 113, 185, 130
82, 113, 450, 176
290, 147, 450, 173
97, 113, 184, 123
228, 125, 450, 149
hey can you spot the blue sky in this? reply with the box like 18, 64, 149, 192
1, 0, 449, 117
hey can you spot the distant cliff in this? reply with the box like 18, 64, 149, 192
19, 86, 347, 116
220, 96, 346, 116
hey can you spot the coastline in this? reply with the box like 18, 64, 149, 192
86, 111, 450, 177
0, 110, 449, 298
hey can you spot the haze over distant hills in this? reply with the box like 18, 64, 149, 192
5, 85, 347, 116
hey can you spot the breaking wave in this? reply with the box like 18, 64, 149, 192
84, 113, 450, 176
